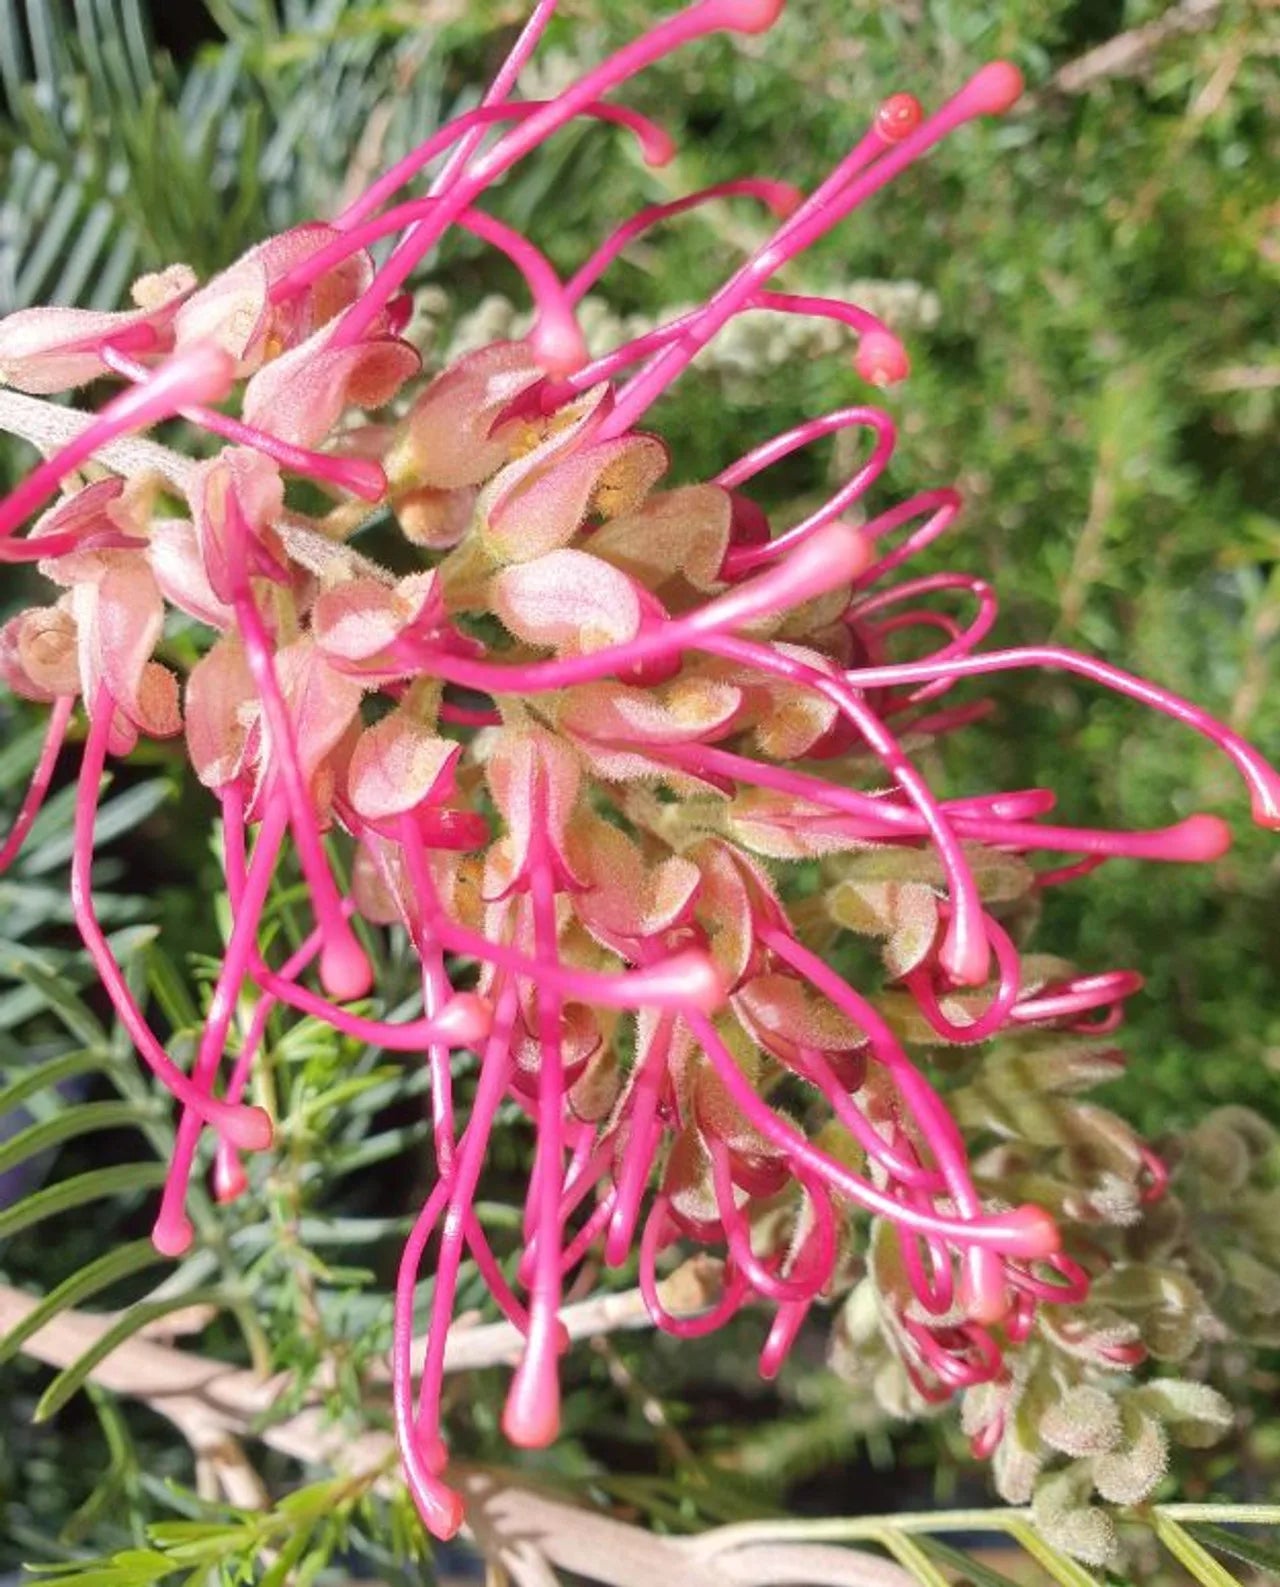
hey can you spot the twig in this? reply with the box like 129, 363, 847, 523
0, 1279, 915, 1587
0, 387, 196, 489
438, 1259, 722, 1374
1200, 364, 1280, 394
1049, 0, 1225, 95
1056, 410, 1119, 636
0, 386, 391, 582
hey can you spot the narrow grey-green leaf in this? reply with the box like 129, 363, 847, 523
0, 1047, 109, 1116
23, 779, 171, 875
917, 1534, 1027, 1587
144, 948, 200, 1034
0, 1239, 166, 1366
0, 1160, 167, 1239
0, 1099, 158, 1177
0, 716, 46, 789
35, 1285, 228, 1421
0, 944, 107, 1047
1184, 1522, 1280, 1576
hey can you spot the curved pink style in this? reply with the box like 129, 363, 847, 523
0, 0, 1274, 1550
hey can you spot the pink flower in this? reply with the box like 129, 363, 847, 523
0, 265, 195, 393
0, 0, 1276, 1545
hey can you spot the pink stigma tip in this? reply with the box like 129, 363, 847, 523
502, 1365, 561, 1449
152, 1211, 194, 1258
220, 1104, 274, 1153
320, 939, 374, 1002
961, 1249, 1011, 1325
721, 0, 786, 35
854, 330, 910, 387
529, 318, 590, 379
213, 1149, 249, 1204
417, 1432, 448, 1474
966, 61, 1024, 117
986, 1205, 1060, 1260
644, 129, 679, 168
339, 457, 391, 502
1250, 776, 1280, 829
876, 92, 924, 144
672, 949, 728, 1015
764, 520, 870, 610
768, 182, 806, 219
435, 991, 493, 1046
1171, 813, 1232, 861
940, 924, 990, 988
175, 343, 237, 407
415, 1480, 464, 1541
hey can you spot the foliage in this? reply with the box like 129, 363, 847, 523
0, 0, 1277, 1583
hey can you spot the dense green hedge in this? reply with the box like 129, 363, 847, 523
1, 0, 1276, 1575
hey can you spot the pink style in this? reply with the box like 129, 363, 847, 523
0, 0, 1276, 1543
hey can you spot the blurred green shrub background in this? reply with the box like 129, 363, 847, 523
0, 0, 1276, 1575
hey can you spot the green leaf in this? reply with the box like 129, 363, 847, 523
256, 1522, 317, 1587
0, 1241, 168, 1368
22, 780, 171, 876
0, 1161, 168, 1240
0, 942, 107, 1047
877, 1530, 952, 1587
144, 947, 201, 1034
0, 1047, 111, 1115
1152, 1516, 1248, 1587
917, 1534, 1027, 1587
35, 1285, 229, 1421
0, 1099, 159, 1178
0, 715, 47, 788
1183, 1522, 1280, 1576
141, 1521, 260, 1566
1003, 1519, 1099, 1587
35, 1549, 176, 1587
145, 1524, 234, 1547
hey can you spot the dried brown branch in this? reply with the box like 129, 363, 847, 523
1200, 363, 1280, 394
1050, 0, 1225, 95
0, 1280, 914, 1587
437, 1256, 722, 1374
0, 387, 392, 582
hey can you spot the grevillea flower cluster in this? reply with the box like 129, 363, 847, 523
1, 0, 1277, 1543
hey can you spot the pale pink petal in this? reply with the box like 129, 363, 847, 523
492, 549, 642, 652
174, 224, 372, 372
91, 563, 165, 726
190, 448, 286, 605
149, 519, 235, 628
398, 341, 542, 489
348, 711, 461, 821
312, 571, 440, 665
590, 483, 733, 594
185, 635, 257, 790
483, 434, 667, 562
0, 605, 80, 700
485, 727, 583, 887
242, 330, 419, 449
0, 268, 193, 394
272, 640, 366, 791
